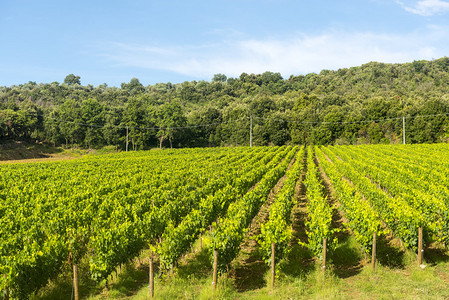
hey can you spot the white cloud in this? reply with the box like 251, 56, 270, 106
99, 28, 448, 80
398, 0, 449, 16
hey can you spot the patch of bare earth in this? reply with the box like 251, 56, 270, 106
230, 156, 297, 292
0, 141, 79, 164
286, 151, 317, 277
315, 154, 364, 277
290, 152, 308, 247
0, 154, 79, 164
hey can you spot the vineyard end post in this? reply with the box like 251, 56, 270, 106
271, 243, 275, 294
418, 226, 423, 266
322, 238, 327, 286
149, 256, 154, 299
73, 263, 79, 300
372, 232, 377, 272
213, 249, 218, 293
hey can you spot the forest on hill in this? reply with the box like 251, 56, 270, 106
1, 57, 449, 149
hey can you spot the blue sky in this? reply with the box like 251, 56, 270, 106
1, 0, 449, 87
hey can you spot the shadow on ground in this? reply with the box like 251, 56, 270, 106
376, 234, 406, 269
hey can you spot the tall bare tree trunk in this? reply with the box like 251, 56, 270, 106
159, 136, 164, 149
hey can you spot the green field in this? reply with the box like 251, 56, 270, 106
1, 144, 449, 299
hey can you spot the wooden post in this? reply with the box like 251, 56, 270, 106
271, 243, 275, 293
149, 256, 154, 299
371, 232, 377, 271
4, 274, 9, 300
418, 226, 423, 265
212, 249, 218, 292
73, 263, 79, 300
403, 116, 406, 144
250, 115, 253, 148
322, 238, 327, 285
126, 126, 129, 152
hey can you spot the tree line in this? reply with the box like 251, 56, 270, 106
1, 57, 449, 149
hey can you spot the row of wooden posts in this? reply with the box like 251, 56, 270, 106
67, 227, 424, 299
211, 227, 425, 295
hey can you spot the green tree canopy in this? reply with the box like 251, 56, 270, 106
64, 74, 81, 85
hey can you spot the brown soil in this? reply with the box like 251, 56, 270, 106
230, 155, 297, 292
315, 154, 348, 237
317, 150, 407, 269
314, 154, 365, 278
286, 150, 316, 275
0, 141, 77, 164
0, 155, 79, 164
290, 151, 309, 247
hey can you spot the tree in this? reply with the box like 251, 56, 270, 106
0, 109, 26, 139
64, 74, 81, 85
42, 110, 62, 146
250, 95, 276, 116
212, 74, 227, 82
187, 106, 222, 147
322, 106, 345, 142
2, 58, 449, 148
121, 78, 145, 95
81, 98, 105, 148
103, 108, 124, 148
121, 97, 147, 150
18, 98, 43, 141
57, 99, 84, 147
156, 102, 186, 149
264, 112, 290, 146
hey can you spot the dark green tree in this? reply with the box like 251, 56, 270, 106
212, 74, 227, 82
64, 74, 81, 85
121, 78, 145, 95
121, 97, 148, 150
81, 98, 105, 148
156, 101, 187, 149
57, 99, 84, 147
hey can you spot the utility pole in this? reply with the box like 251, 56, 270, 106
249, 115, 253, 148
402, 116, 406, 145
126, 126, 129, 151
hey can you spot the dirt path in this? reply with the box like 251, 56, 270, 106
315, 153, 365, 278
281, 150, 317, 278
290, 151, 308, 246
230, 155, 297, 292
0, 141, 85, 164
0, 154, 80, 164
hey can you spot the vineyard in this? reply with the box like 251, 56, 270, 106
1, 144, 449, 299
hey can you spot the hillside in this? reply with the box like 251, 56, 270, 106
0, 141, 62, 161
1, 57, 449, 148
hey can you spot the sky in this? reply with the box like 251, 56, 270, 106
1, 0, 449, 87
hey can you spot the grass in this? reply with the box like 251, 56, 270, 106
28, 206, 449, 300
31, 231, 449, 299
0, 140, 62, 161
0, 141, 121, 163
114, 237, 449, 299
